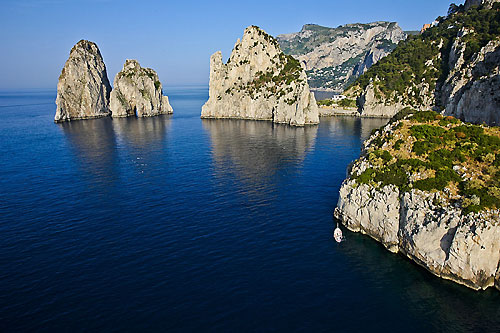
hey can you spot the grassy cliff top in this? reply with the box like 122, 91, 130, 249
353, 109, 500, 214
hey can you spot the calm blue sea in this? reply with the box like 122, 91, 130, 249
0, 87, 499, 332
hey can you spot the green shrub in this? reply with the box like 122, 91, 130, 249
372, 150, 393, 162
356, 168, 376, 184
394, 139, 404, 150
414, 169, 460, 191
388, 107, 416, 124
411, 111, 439, 122
412, 140, 438, 155
373, 165, 408, 189
410, 125, 446, 141
338, 98, 357, 108
317, 99, 334, 106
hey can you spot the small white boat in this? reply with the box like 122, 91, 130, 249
334, 225, 343, 243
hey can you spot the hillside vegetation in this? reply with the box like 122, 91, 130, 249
347, 3, 500, 107
354, 109, 500, 214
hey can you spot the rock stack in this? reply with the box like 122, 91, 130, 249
55, 41, 173, 122
55, 40, 112, 122
109, 60, 173, 118
201, 26, 319, 126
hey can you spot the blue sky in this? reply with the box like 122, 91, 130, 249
0, 0, 463, 89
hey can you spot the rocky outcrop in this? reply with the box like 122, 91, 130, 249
109, 60, 173, 118
356, 83, 407, 118
353, 47, 389, 78
55, 40, 112, 122
465, 0, 500, 10
201, 26, 319, 126
356, 80, 434, 118
345, 3, 500, 125
441, 36, 500, 126
334, 116, 500, 291
277, 22, 406, 91
336, 180, 500, 290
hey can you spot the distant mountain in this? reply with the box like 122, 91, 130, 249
277, 22, 406, 92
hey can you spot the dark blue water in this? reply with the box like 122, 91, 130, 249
0, 87, 499, 332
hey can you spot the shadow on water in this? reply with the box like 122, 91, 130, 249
202, 119, 318, 185
338, 230, 500, 331
319, 116, 389, 142
58, 115, 172, 187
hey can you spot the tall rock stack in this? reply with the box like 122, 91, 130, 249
55, 40, 112, 122
201, 26, 319, 127
109, 60, 173, 118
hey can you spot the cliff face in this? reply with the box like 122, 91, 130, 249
346, 3, 500, 123
109, 60, 173, 118
277, 22, 406, 92
441, 35, 500, 126
465, 0, 500, 10
201, 26, 319, 127
55, 40, 112, 122
336, 179, 500, 290
334, 111, 500, 291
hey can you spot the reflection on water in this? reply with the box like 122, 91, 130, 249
203, 119, 318, 185
59, 115, 172, 180
111, 116, 172, 148
58, 118, 118, 180
323, 116, 389, 141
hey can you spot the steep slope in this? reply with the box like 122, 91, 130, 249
335, 109, 500, 291
55, 40, 112, 123
201, 26, 319, 127
346, 1, 500, 123
277, 22, 406, 92
109, 60, 173, 118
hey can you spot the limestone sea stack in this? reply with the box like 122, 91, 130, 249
201, 26, 319, 126
55, 40, 112, 122
109, 60, 173, 118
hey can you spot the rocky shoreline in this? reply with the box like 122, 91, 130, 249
334, 112, 500, 291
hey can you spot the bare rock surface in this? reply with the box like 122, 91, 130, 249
55, 40, 112, 122
201, 26, 318, 127
442, 37, 500, 126
109, 60, 173, 118
334, 120, 500, 291
277, 22, 406, 92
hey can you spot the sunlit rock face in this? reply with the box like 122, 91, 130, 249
55, 40, 112, 122
201, 26, 319, 127
110, 59, 173, 118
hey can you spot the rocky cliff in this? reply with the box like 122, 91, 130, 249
55, 40, 112, 122
346, 2, 500, 123
109, 60, 173, 118
441, 33, 500, 126
201, 26, 319, 127
465, 0, 500, 10
277, 22, 406, 92
334, 110, 500, 291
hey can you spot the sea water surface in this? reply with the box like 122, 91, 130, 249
0, 87, 499, 332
